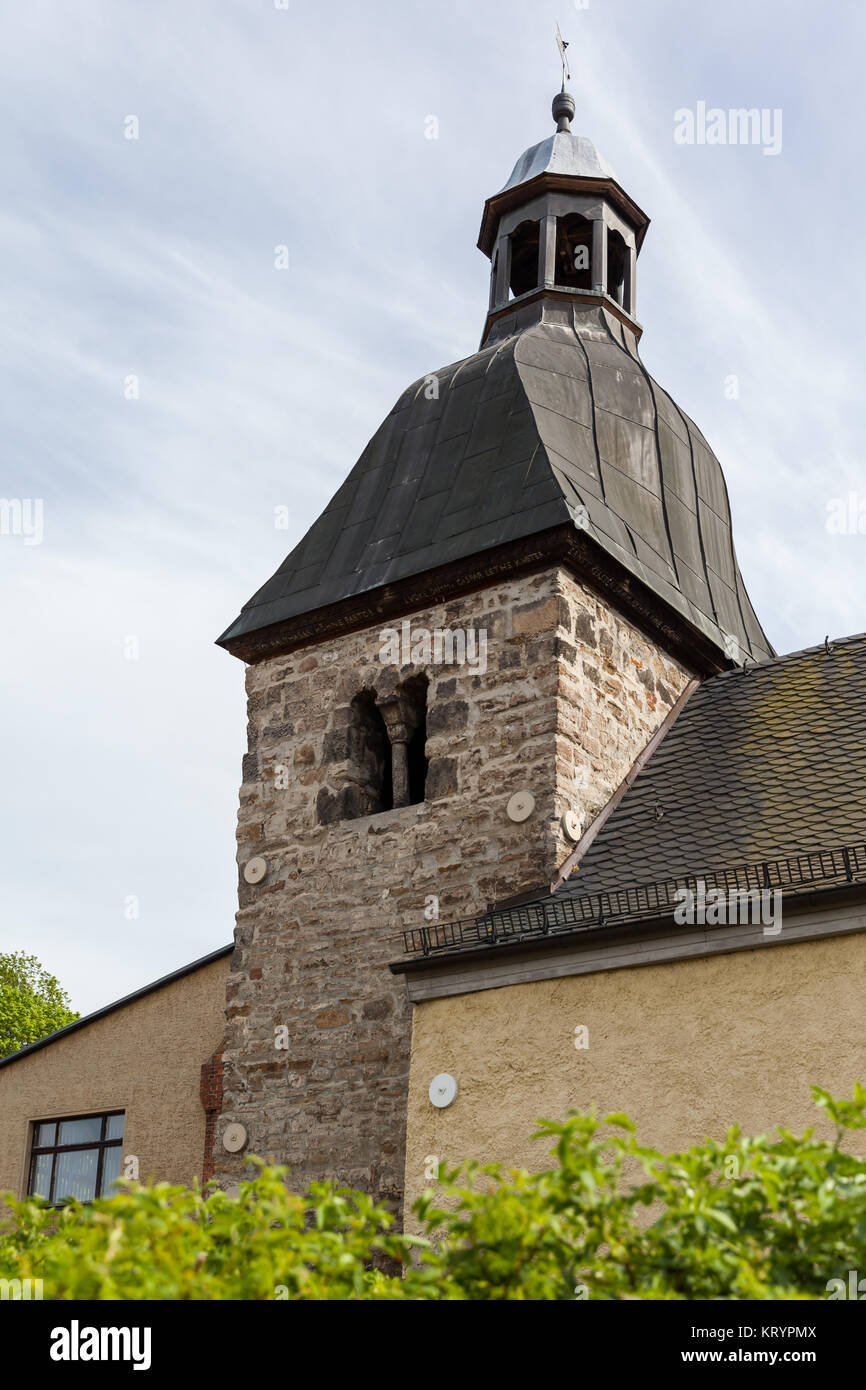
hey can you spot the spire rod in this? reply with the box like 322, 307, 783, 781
553, 24, 575, 132
555, 22, 570, 89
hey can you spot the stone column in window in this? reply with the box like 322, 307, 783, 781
377, 694, 419, 808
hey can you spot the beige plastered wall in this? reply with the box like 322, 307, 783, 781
0, 954, 229, 1199
404, 932, 866, 1221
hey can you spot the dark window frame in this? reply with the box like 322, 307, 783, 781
28, 1110, 125, 1206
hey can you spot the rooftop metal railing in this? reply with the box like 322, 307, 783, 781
400, 842, 866, 958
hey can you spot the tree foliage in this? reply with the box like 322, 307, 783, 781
0, 952, 79, 1059
2, 1085, 865, 1299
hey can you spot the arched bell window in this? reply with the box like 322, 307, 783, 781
346, 690, 392, 816
554, 212, 593, 291
378, 674, 429, 809
508, 219, 540, 298
320, 677, 429, 825
606, 229, 627, 303
400, 674, 429, 806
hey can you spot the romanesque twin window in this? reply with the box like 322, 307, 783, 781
319, 675, 428, 823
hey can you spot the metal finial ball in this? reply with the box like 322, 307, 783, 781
552, 89, 575, 131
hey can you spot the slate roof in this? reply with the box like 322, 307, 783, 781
562, 631, 866, 899
218, 302, 772, 665
499, 130, 616, 191
396, 633, 866, 960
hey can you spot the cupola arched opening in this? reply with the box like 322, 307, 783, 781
554, 212, 593, 291
508, 219, 540, 298
606, 229, 627, 303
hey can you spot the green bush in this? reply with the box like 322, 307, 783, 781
2, 1084, 865, 1300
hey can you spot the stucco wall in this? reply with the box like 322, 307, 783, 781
0, 954, 229, 1199
404, 932, 866, 1221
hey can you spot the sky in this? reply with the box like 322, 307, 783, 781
2, 0, 865, 1016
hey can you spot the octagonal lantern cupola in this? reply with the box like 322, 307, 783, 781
478, 88, 649, 347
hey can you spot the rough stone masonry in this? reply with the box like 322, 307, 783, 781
212, 566, 692, 1211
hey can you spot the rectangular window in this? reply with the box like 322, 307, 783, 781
28, 1112, 125, 1205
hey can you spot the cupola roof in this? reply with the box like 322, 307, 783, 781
500, 131, 616, 193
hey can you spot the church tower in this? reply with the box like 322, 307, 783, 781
212, 88, 772, 1209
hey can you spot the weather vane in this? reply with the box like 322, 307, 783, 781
555, 22, 570, 89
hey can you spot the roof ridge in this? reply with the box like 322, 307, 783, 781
708, 629, 866, 682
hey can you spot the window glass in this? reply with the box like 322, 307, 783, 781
58, 1116, 102, 1146
32, 1152, 52, 1199
28, 1111, 125, 1205
54, 1149, 99, 1203
101, 1145, 123, 1195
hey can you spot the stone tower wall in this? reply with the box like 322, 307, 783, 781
213, 566, 693, 1209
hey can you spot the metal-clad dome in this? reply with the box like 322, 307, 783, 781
499, 131, 617, 193
218, 298, 773, 669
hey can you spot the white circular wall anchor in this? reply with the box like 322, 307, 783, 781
429, 1073, 458, 1109
506, 791, 535, 823
562, 810, 583, 843
222, 1123, 248, 1153
243, 856, 268, 884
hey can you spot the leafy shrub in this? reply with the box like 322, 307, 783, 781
2, 1085, 865, 1300
0, 952, 79, 1059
